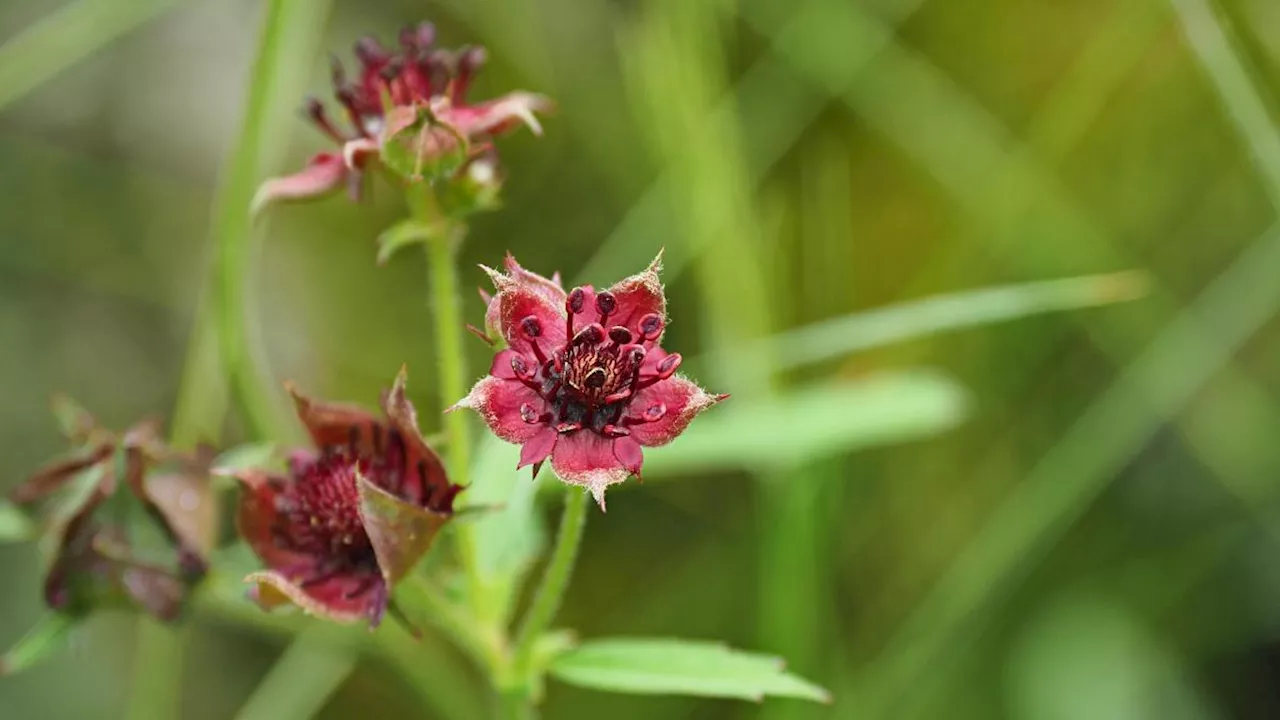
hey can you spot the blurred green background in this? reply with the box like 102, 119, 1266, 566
3, 0, 1280, 717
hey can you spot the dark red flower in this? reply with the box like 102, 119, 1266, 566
226, 369, 462, 626
10, 400, 211, 622
253, 22, 551, 211
454, 254, 727, 509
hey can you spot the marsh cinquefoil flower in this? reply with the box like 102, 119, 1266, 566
454, 254, 726, 509
252, 22, 552, 212
226, 370, 462, 626
10, 400, 210, 622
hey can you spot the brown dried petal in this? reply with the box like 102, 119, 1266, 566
356, 471, 450, 588
286, 382, 384, 456
10, 445, 112, 505
380, 367, 454, 511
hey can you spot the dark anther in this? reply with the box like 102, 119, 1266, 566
608, 326, 633, 345
626, 345, 647, 368
602, 424, 631, 438
379, 58, 404, 82
567, 287, 586, 314
573, 324, 605, 346
520, 404, 539, 423
520, 316, 543, 338
656, 353, 682, 378
644, 403, 668, 422
329, 54, 347, 85
556, 421, 582, 434
511, 354, 531, 377
354, 37, 387, 65
639, 313, 664, 340
595, 291, 617, 318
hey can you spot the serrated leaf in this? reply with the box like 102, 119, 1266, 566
376, 219, 437, 265
641, 370, 967, 477
1, 613, 75, 675
0, 501, 34, 542
548, 638, 830, 703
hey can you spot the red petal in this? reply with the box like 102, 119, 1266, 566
231, 468, 311, 570
629, 376, 726, 447
489, 349, 522, 379
493, 284, 568, 353
251, 153, 349, 214
603, 252, 666, 338
245, 568, 385, 625
549, 432, 631, 510
518, 426, 558, 469
442, 91, 553, 138
613, 435, 644, 477
452, 376, 548, 444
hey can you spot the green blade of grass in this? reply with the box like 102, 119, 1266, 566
0, 0, 181, 112
233, 627, 359, 720
733, 271, 1148, 372
849, 219, 1280, 717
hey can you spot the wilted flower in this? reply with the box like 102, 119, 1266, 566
225, 369, 462, 626
253, 22, 552, 212
453, 253, 726, 509
10, 399, 211, 622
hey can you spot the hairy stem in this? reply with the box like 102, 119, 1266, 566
423, 223, 483, 603
504, 489, 589, 711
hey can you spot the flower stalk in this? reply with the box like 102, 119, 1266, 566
418, 201, 487, 615
504, 488, 589, 708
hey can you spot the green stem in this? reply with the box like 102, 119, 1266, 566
125, 620, 185, 720
505, 489, 589, 708
395, 574, 504, 675
422, 220, 483, 602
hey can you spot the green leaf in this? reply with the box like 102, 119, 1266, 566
1, 613, 75, 675
376, 219, 437, 265
738, 271, 1148, 371
0, 501, 34, 543
210, 443, 277, 490
642, 370, 967, 477
548, 638, 830, 703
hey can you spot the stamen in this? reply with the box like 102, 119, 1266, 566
572, 324, 605, 346
335, 88, 367, 138
656, 353, 682, 378
639, 313, 664, 342
519, 403, 548, 424
520, 317, 549, 364
556, 421, 582, 434
304, 98, 346, 142
354, 37, 388, 65
567, 287, 585, 337
511, 354, 531, 378
596, 291, 617, 323
601, 424, 631, 438
608, 326, 633, 346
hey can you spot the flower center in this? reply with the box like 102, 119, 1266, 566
306, 24, 487, 144
275, 457, 374, 563
513, 288, 682, 438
